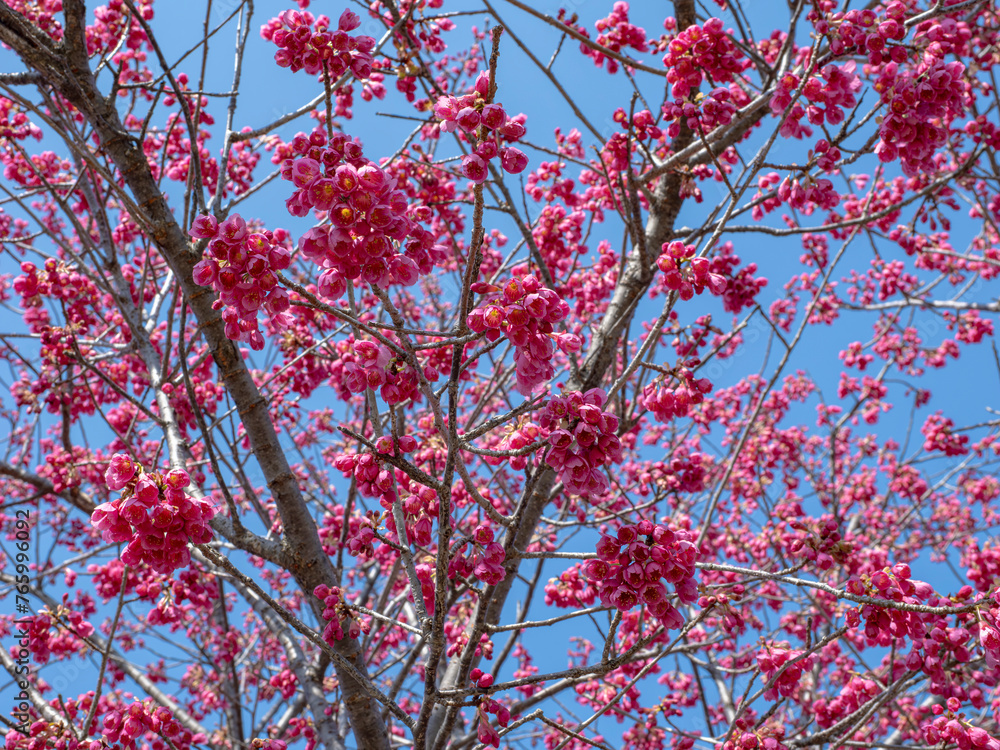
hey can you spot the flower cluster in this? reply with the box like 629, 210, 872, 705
0, 97, 42, 142
190, 213, 292, 351
468, 666, 494, 691
335, 338, 421, 405
584, 520, 699, 630
663, 87, 736, 138
283, 130, 438, 290
91, 454, 215, 575
333, 451, 398, 505
612, 108, 662, 140
102, 702, 185, 749
639, 366, 713, 424
921, 412, 969, 456
813, 138, 842, 172
656, 241, 729, 301
979, 617, 1000, 670
769, 63, 861, 139
348, 511, 380, 557
698, 587, 746, 635
448, 524, 506, 586
444, 628, 494, 660
874, 59, 967, 176
580, 2, 648, 74
433, 71, 528, 182
395, 485, 437, 547
539, 388, 623, 499
24, 607, 94, 664
261, 9, 375, 79
250, 740, 288, 750
777, 176, 840, 212
467, 274, 578, 395
476, 694, 511, 749
721, 731, 788, 750
314, 584, 362, 643
662, 18, 747, 99
483, 420, 542, 470
922, 701, 1000, 750
543, 562, 597, 609
756, 646, 815, 700
468, 667, 511, 749
317, 505, 382, 558
816, 4, 908, 65
845, 563, 935, 646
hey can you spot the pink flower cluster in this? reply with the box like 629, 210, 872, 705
475, 689, 511, 749
0, 97, 42, 142
347, 510, 379, 558
91, 454, 215, 575
448, 524, 506, 586
777, 175, 840, 212
813, 138, 842, 172
756, 646, 815, 700
260, 9, 375, 79
976, 588, 1000, 678
317, 505, 381, 558
816, 4, 908, 65
845, 563, 935, 646
640, 366, 713, 424
663, 87, 736, 138
102, 702, 184, 748
656, 241, 729, 300
784, 513, 847, 571
980, 617, 1000, 671
769, 63, 861, 139
721, 732, 788, 750
394, 482, 436, 548
580, 2, 648, 74
190, 213, 292, 351
539, 389, 622, 499
337, 338, 421, 405
921, 412, 969, 456
332, 440, 416, 506
584, 520, 699, 630
612, 107, 662, 140
662, 18, 747, 99
284, 131, 439, 291
25, 608, 94, 664
922, 700, 1000, 750
467, 275, 578, 395
484, 421, 542, 470
433, 71, 528, 182
250, 740, 288, 750
314, 584, 362, 643
698, 588, 745, 635
874, 59, 967, 176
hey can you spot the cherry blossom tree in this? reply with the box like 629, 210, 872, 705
2, 0, 1000, 749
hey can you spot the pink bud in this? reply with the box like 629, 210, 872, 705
475, 71, 491, 97
462, 154, 489, 183
500, 147, 528, 174
456, 107, 482, 132
338, 9, 361, 31
481, 103, 506, 130
498, 119, 526, 140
